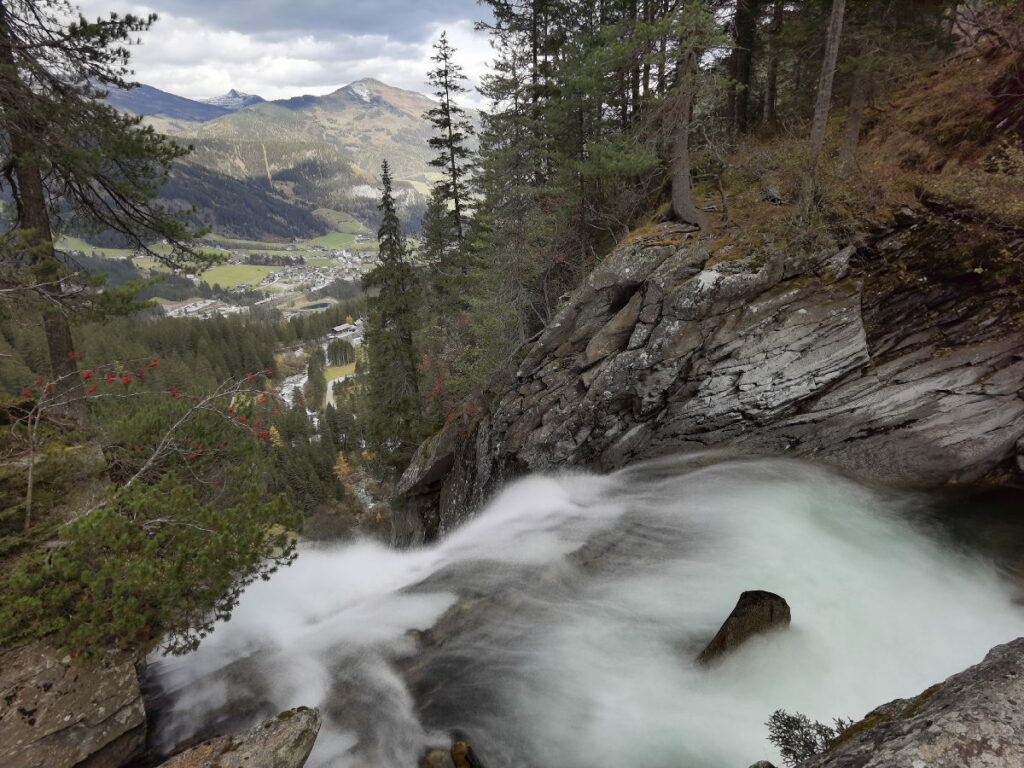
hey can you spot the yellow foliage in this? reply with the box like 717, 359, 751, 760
334, 452, 356, 495
333, 452, 352, 483
268, 425, 283, 448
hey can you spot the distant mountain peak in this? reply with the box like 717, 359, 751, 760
201, 90, 265, 110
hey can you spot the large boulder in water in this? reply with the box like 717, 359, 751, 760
697, 590, 791, 664
0, 644, 146, 768
798, 637, 1024, 767
157, 707, 321, 768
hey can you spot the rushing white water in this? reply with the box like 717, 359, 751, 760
148, 455, 1024, 767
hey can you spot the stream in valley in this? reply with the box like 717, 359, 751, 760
145, 454, 1024, 767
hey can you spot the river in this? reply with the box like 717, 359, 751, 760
145, 454, 1024, 767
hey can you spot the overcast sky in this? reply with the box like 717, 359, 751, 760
75, 0, 494, 105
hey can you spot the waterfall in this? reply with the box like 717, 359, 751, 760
147, 455, 1024, 767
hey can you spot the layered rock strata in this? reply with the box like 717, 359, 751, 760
398, 207, 1024, 543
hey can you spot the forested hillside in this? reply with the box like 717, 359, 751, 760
354, 0, 1024, 481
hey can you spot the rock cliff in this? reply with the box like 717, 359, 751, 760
398, 204, 1024, 543
798, 637, 1024, 767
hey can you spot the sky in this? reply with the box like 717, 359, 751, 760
74, 0, 495, 106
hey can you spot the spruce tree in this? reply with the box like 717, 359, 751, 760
363, 161, 422, 469
424, 30, 476, 243
0, 0, 207, 417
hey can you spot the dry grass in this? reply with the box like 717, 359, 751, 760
683, 41, 1024, 271
861, 48, 1024, 224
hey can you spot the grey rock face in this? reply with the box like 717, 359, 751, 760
697, 591, 791, 664
799, 637, 1024, 767
0, 644, 146, 768
400, 211, 1024, 542
157, 707, 321, 768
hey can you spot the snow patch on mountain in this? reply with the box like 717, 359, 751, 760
201, 89, 265, 110
350, 82, 372, 103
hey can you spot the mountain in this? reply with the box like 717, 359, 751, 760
100, 83, 231, 123
104, 78, 468, 235
179, 78, 450, 184
201, 89, 265, 110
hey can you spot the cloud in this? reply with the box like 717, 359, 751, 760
104, 0, 483, 42
74, 0, 494, 106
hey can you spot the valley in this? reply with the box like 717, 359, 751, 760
61, 77, 460, 321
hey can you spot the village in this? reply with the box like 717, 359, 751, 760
162, 246, 375, 320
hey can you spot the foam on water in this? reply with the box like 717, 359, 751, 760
148, 456, 1024, 767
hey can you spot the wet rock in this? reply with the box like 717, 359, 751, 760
451, 730, 487, 768
0, 644, 145, 768
697, 591, 791, 664
157, 707, 320, 768
749, 762, 779, 768
799, 637, 1024, 767
399, 205, 1024, 542
421, 748, 456, 768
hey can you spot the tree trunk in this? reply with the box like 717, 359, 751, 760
641, 0, 652, 99
670, 48, 711, 229
762, 0, 784, 127
0, 5, 84, 420
796, 0, 846, 223
728, 0, 760, 136
838, 57, 869, 175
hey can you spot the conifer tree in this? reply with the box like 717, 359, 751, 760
0, 0, 208, 417
424, 30, 475, 243
363, 161, 422, 468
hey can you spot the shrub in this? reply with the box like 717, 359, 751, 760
766, 709, 854, 767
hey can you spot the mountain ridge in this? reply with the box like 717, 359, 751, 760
201, 89, 265, 110
102, 77, 473, 236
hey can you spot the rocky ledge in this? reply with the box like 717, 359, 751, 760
799, 637, 1024, 767
398, 205, 1024, 543
0, 644, 146, 768
157, 707, 321, 768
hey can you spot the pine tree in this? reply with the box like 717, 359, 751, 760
0, 0, 207, 417
362, 161, 422, 469
424, 30, 476, 243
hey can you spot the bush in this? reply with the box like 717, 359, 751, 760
766, 709, 854, 767
0, 474, 298, 656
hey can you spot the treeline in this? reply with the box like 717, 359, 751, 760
71, 254, 271, 305
312, 278, 364, 302
244, 253, 306, 267
71, 253, 199, 302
